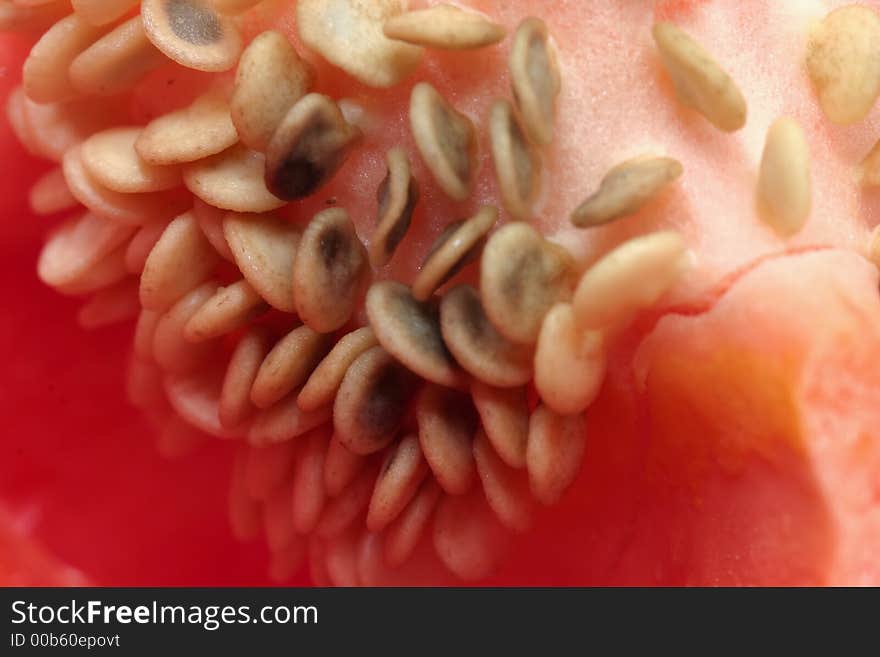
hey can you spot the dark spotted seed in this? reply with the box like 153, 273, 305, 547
480, 222, 573, 344
167, 0, 221, 45
416, 384, 478, 495
440, 284, 532, 388
571, 156, 683, 227
365, 280, 465, 388
410, 82, 477, 201
142, 0, 242, 72
333, 345, 419, 456
510, 17, 560, 146
293, 208, 370, 333
412, 205, 497, 302
370, 147, 419, 268
265, 93, 362, 201
489, 98, 541, 220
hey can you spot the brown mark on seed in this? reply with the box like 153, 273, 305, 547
293, 208, 370, 333
265, 93, 362, 201
166, 0, 221, 45
298, 326, 379, 413
410, 82, 477, 201
489, 99, 541, 220
333, 345, 418, 456
480, 222, 573, 345
142, 0, 242, 72
571, 155, 683, 227
416, 384, 478, 495
510, 17, 560, 146
412, 205, 497, 302
440, 285, 533, 389
370, 147, 419, 268
366, 280, 465, 388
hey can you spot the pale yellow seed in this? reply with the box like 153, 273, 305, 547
250, 325, 331, 410
571, 156, 683, 228
489, 98, 541, 221
572, 231, 691, 331
383, 4, 505, 50
184, 278, 267, 341
652, 21, 747, 132
184, 144, 285, 213
806, 5, 880, 126
296, 0, 423, 88
534, 303, 606, 416
64, 146, 189, 226
136, 90, 239, 166
81, 127, 183, 194
509, 17, 560, 146
222, 212, 300, 313
410, 82, 477, 201
69, 15, 167, 97
231, 30, 314, 152
412, 205, 497, 302
37, 212, 135, 292
140, 211, 220, 312
23, 13, 108, 103
756, 117, 811, 238
526, 405, 586, 506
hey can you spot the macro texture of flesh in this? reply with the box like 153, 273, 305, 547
234, 0, 880, 291
0, 0, 878, 586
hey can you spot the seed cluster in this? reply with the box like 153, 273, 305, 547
5, 0, 874, 585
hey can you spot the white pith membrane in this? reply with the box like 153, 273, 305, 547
4, 0, 880, 585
